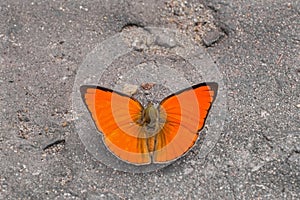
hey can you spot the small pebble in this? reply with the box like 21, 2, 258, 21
202, 29, 224, 47
123, 84, 138, 95
141, 83, 155, 90
62, 121, 68, 127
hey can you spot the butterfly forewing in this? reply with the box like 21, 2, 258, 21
80, 86, 151, 164
153, 82, 218, 163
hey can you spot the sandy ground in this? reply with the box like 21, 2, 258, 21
0, 0, 299, 199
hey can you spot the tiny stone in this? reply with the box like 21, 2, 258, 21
155, 35, 177, 48
123, 84, 138, 96
62, 121, 68, 127
183, 167, 194, 175
202, 29, 224, 47
141, 82, 155, 90
144, 90, 150, 95
32, 171, 41, 176
132, 38, 147, 51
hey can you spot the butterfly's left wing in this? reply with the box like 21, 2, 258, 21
153, 82, 218, 163
80, 85, 151, 165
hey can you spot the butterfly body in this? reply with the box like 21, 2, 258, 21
80, 82, 218, 165
139, 102, 164, 137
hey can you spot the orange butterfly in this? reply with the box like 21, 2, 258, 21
80, 82, 218, 165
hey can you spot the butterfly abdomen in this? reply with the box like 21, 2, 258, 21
147, 136, 156, 152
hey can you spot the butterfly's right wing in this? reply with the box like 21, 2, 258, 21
153, 82, 218, 163
80, 85, 151, 165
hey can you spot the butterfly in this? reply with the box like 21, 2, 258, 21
80, 82, 218, 165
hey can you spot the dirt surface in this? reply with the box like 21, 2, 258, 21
1, 0, 299, 199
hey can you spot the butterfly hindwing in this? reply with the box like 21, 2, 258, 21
80, 85, 151, 164
153, 82, 218, 163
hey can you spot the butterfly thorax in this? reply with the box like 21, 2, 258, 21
140, 102, 161, 137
